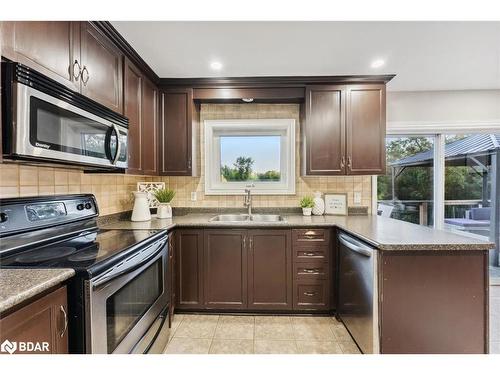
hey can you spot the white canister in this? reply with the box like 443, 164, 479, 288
302, 207, 312, 216
131, 191, 151, 222
157, 202, 172, 219
312, 191, 325, 215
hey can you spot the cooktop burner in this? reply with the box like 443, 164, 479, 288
67, 248, 99, 262
14, 246, 77, 263
1, 228, 166, 277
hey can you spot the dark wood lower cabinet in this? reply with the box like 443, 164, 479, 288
204, 229, 248, 309
175, 228, 331, 312
248, 230, 292, 310
379, 250, 488, 354
0, 286, 68, 354
175, 229, 204, 309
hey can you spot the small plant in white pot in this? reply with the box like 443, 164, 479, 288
300, 196, 315, 216
154, 188, 175, 219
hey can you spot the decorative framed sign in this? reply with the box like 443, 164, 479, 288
324, 193, 348, 216
137, 182, 166, 208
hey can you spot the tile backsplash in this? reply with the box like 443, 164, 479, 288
162, 103, 373, 212
0, 103, 374, 216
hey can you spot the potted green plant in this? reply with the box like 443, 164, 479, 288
300, 196, 315, 216
153, 188, 176, 219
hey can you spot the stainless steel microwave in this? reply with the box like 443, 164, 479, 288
1, 62, 128, 170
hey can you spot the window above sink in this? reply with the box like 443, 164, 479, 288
204, 119, 296, 195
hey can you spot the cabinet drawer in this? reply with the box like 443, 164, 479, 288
294, 246, 330, 261
294, 262, 329, 280
292, 229, 330, 245
293, 280, 330, 310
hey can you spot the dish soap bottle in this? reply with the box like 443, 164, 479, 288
312, 191, 325, 215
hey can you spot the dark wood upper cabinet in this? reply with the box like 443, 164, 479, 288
123, 58, 143, 174
141, 78, 159, 175
80, 22, 123, 113
304, 85, 346, 175
160, 88, 196, 176
346, 84, 386, 175
0, 286, 68, 354
247, 230, 292, 310
303, 83, 386, 176
1, 21, 81, 92
175, 229, 204, 309
203, 229, 248, 309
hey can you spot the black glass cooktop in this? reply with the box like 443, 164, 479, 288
0, 228, 167, 278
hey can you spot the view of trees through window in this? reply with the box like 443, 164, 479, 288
377, 136, 434, 225
378, 133, 499, 240
220, 135, 281, 182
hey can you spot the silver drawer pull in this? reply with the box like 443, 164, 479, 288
303, 292, 317, 297
303, 269, 319, 273
304, 230, 317, 236
303, 252, 316, 256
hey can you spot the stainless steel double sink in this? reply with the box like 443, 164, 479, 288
209, 214, 286, 223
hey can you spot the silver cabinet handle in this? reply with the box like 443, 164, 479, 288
304, 230, 316, 236
340, 156, 346, 169
303, 292, 316, 297
303, 252, 316, 256
243, 236, 246, 249
81, 65, 90, 85
187, 158, 192, 170
347, 156, 352, 170
60, 305, 68, 338
72, 60, 81, 81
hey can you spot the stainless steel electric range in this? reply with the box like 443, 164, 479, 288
0, 194, 170, 354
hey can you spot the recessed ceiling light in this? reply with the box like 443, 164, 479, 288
371, 59, 385, 69
210, 61, 223, 71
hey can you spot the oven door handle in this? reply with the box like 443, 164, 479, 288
92, 238, 167, 289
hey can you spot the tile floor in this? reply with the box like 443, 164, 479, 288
163, 314, 361, 354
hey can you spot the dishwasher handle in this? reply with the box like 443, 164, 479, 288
338, 233, 373, 257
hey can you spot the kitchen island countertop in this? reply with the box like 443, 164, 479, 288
100, 213, 494, 251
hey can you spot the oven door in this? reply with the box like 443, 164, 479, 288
87, 238, 169, 354
14, 82, 128, 169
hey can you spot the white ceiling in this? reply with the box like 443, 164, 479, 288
111, 21, 500, 91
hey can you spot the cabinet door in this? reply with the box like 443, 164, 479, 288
304, 85, 346, 175
160, 89, 193, 175
248, 230, 292, 310
80, 22, 123, 113
346, 84, 386, 175
1, 21, 81, 91
0, 286, 68, 354
204, 230, 247, 309
123, 59, 143, 174
142, 78, 159, 175
176, 229, 204, 309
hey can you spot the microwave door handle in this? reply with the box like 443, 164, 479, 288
92, 239, 167, 289
111, 124, 121, 165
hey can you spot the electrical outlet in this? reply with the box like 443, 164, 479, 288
190, 192, 197, 201
354, 192, 362, 205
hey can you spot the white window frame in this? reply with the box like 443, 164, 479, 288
204, 119, 296, 195
374, 121, 500, 232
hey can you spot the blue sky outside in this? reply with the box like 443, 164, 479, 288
220, 136, 280, 173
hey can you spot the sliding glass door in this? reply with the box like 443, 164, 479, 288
377, 135, 435, 226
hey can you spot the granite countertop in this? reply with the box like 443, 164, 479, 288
0, 268, 75, 314
100, 213, 495, 251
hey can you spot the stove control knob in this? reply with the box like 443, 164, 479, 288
85, 203, 92, 210
0, 212, 8, 223
77, 204, 85, 211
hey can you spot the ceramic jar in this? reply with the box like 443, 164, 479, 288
157, 202, 172, 219
131, 192, 151, 222
312, 191, 325, 215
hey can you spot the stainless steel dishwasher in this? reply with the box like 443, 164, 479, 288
337, 231, 379, 354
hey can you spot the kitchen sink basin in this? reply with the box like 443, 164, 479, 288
209, 214, 286, 223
